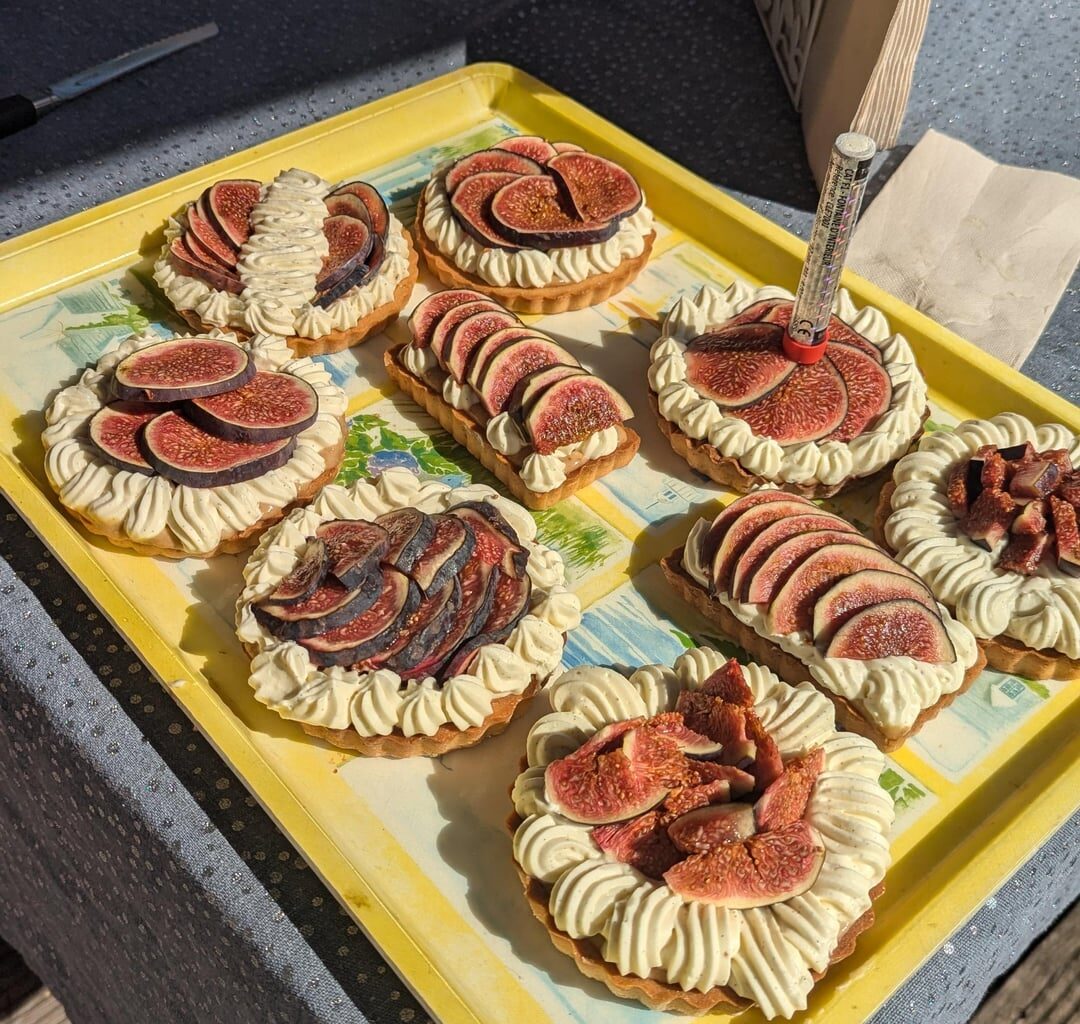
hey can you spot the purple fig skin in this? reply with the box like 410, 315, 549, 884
265, 539, 330, 606
408, 289, 490, 348
206, 179, 261, 249
168, 237, 244, 295
112, 338, 255, 403
87, 402, 161, 475
476, 336, 579, 417
408, 515, 476, 594
376, 508, 437, 574
383, 578, 462, 675
546, 151, 643, 223
184, 227, 236, 274
443, 150, 544, 195
507, 365, 587, 423
254, 570, 385, 641
440, 570, 532, 678
465, 327, 543, 390
323, 192, 373, 229
449, 171, 528, 251
194, 194, 240, 257
316, 519, 390, 591
492, 135, 559, 164
412, 560, 499, 681
317, 215, 373, 293
490, 176, 619, 249
523, 373, 633, 455
447, 500, 529, 579
328, 181, 389, 240
183, 371, 319, 444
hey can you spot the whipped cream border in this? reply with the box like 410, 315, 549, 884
153, 168, 412, 340
235, 468, 583, 738
42, 328, 348, 556
511, 651, 892, 1020
648, 282, 929, 487
885, 412, 1080, 659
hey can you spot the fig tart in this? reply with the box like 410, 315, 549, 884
662, 490, 985, 751
236, 468, 582, 757
876, 413, 1080, 680
385, 288, 640, 509
153, 169, 418, 356
42, 329, 347, 558
649, 281, 930, 497
510, 650, 892, 1019
413, 135, 655, 314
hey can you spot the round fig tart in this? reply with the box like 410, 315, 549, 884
42, 329, 347, 558
153, 169, 419, 356
236, 468, 581, 757
413, 135, 655, 314
649, 281, 930, 497
877, 412, 1080, 679
510, 650, 893, 1019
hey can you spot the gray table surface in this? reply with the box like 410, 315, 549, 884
0, 2, 1077, 1023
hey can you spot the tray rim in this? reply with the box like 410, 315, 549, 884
0, 61, 1076, 1024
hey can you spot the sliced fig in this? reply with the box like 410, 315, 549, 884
753, 747, 824, 831
375, 508, 436, 573
999, 441, 1036, 463
728, 358, 849, 445
822, 345, 893, 441
1049, 495, 1080, 574
998, 533, 1051, 575
407, 514, 475, 593
168, 236, 243, 295
443, 150, 544, 195
978, 448, 1008, 492
812, 568, 937, 645
641, 712, 723, 758
1009, 460, 1060, 500
254, 572, 384, 640
382, 578, 461, 676
824, 315, 885, 364
490, 175, 618, 248
552, 141, 585, 154
316, 215, 373, 293
430, 298, 504, 368
506, 364, 587, 421
524, 374, 632, 455
698, 491, 816, 571
1011, 498, 1047, 535
407, 289, 488, 347
660, 773, 749, 823
300, 568, 419, 666
825, 598, 956, 663
684, 323, 796, 406
493, 135, 558, 164
87, 402, 161, 475
547, 151, 642, 223
663, 820, 825, 907
477, 335, 579, 417
961, 488, 1017, 549
668, 802, 757, 854
265, 539, 329, 606
747, 299, 883, 364
450, 171, 527, 251
699, 659, 755, 706
313, 252, 375, 308
465, 326, 548, 390
185, 227, 236, 274
674, 693, 781, 790
745, 529, 878, 607
591, 812, 682, 880
206, 179, 261, 249
138, 411, 294, 487
440, 565, 533, 678
113, 337, 254, 403
328, 181, 389, 239
187, 201, 238, 267
447, 501, 528, 578
444, 309, 520, 383
946, 460, 971, 518
316, 519, 390, 590
184, 371, 318, 443
323, 192, 372, 228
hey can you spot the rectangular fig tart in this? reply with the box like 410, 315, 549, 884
661, 491, 986, 751
385, 287, 640, 509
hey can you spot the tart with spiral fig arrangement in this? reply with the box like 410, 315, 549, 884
42, 329, 347, 558
648, 280, 930, 497
153, 169, 418, 356
661, 490, 985, 750
876, 413, 1080, 680
414, 135, 655, 314
236, 468, 581, 757
385, 288, 640, 509
510, 651, 892, 1019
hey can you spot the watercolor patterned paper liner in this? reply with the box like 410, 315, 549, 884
3, 115, 1075, 1023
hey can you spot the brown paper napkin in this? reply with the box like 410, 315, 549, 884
847, 130, 1080, 367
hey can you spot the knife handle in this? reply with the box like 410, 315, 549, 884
0, 95, 39, 139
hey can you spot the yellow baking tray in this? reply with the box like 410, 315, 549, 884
0, 64, 1076, 1023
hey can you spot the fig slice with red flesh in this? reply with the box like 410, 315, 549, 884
407, 514, 475, 594
812, 568, 938, 645
300, 568, 420, 666
443, 150, 544, 195
506, 364, 587, 421
492, 135, 559, 164
641, 711, 723, 758
1011, 499, 1047, 536
749, 299, 884, 365
447, 501, 528, 578
753, 747, 824, 831
316, 519, 390, 590
465, 327, 548, 390
663, 820, 825, 908
730, 513, 861, 601
729, 359, 849, 445
547, 151, 643, 223
767, 541, 918, 636
264, 539, 329, 607
825, 598, 956, 663
662, 762, 756, 822
313, 237, 380, 308
697, 490, 816, 571
375, 508, 437, 574
407, 289, 491, 348
440, 569, 533, 678
188, 200, 238, 268
113, 337, 254, 403
168, 237, 244, 295
674, 692, 782, 790
430, 299, 505, 369
744, 529, 878, 607
184, 227, 236, 274
1009, 460, 1060, 500
316, 215, 373, 293
668, 802, 757, 854
87, 402, 162, 475
450, 171, 528, 251
684, 323, 796, 406
327, 181, 389, 240
323, 192, 372, 229
947, 460, 971, 517
477, 336, 579, 417
382, 577, 461, 676
184, 371, 318, 443
1049, 495, 1080, 575
523, 374, 633, 455
998, 533, 1052, 575
821, 345, 893, 441
552, 141, 585, 154
961, 488, 1017, 549
254, 571, 385, 641
591, 811, 683, 880
444, 309, 521, 383
699, 659, 755, 706
490, 176, 618, 249
207, 179, 261, 249
139, 411, 295, 488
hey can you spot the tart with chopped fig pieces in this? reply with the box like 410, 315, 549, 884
649, 280, 931, 497
153, 169, 418, 356
876, 412, 1080, 680
510, 650, 893, 1018
42, 329, 347, 558
236, 468, 582, 756
413, 135, 655, 313
385, 287, 640, 509
661, 490, 985, 750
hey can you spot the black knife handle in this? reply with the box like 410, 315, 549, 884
0, 95, 39, 139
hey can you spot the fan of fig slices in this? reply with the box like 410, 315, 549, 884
442, 135, 643, 251
542, 659, 827, 907
167, 176, 392, 308
946, 441, 1080, 575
